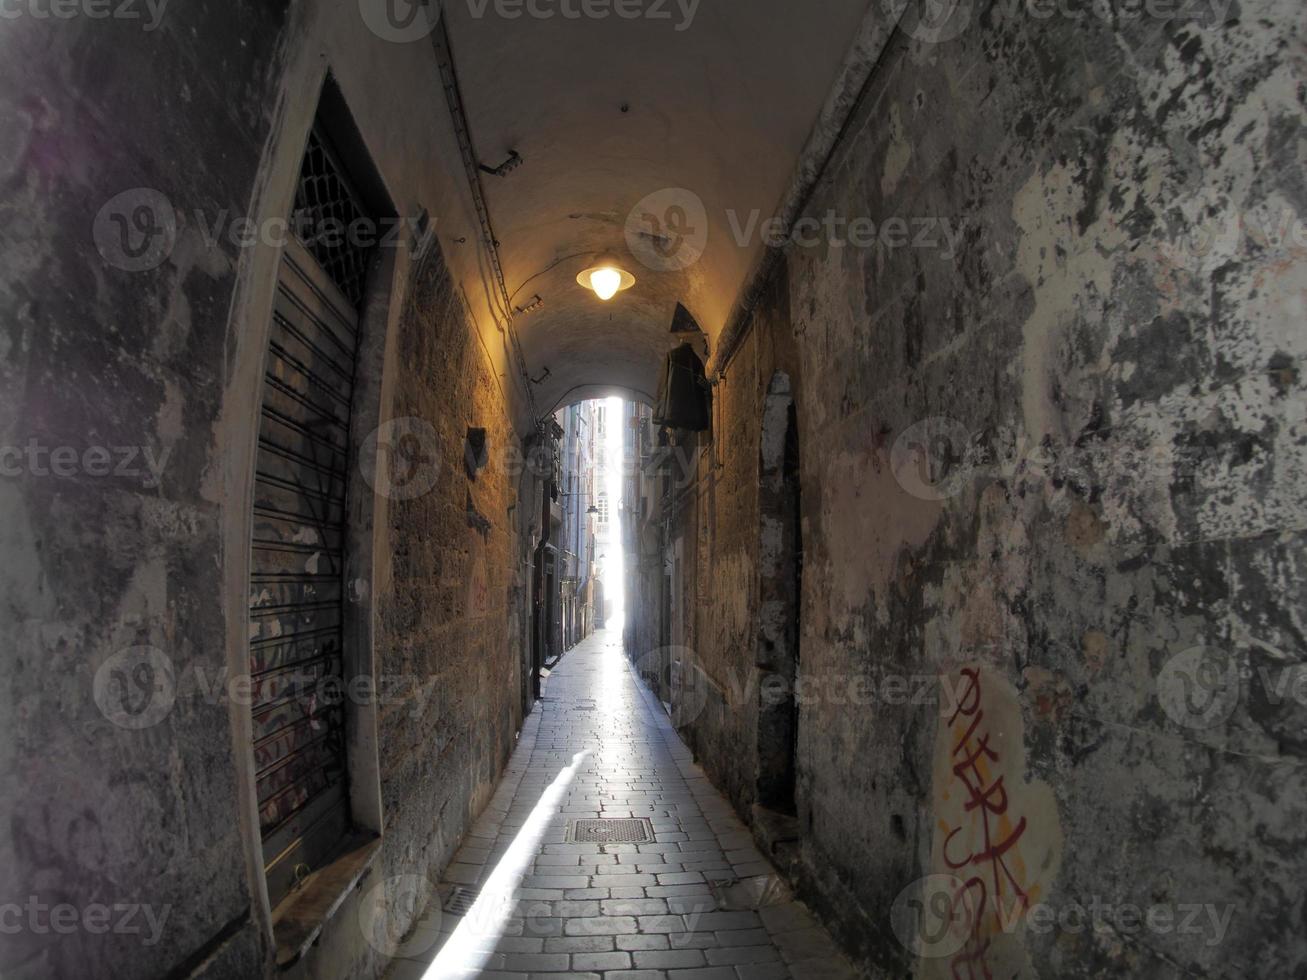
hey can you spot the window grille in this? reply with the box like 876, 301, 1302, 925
291, 127, 374, 307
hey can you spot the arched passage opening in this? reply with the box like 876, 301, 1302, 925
528, 389, 657, 708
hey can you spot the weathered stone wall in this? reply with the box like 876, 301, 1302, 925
368, 240, 524, 953
656, 0, 1307, 975
0, 6, 292, 977
649, 270, 804, 818
680, 323, 762, 810
0, 6, 534, 979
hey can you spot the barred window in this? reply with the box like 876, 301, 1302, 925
291, 127, 374, 307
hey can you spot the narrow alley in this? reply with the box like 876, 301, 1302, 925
383, 628, 854, 980
2, 0, 1305, 978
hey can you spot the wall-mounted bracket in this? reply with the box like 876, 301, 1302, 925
479, 150, 524, 177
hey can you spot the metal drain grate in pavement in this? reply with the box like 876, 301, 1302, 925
443, 885, 478, 915
566, 818, 655, 844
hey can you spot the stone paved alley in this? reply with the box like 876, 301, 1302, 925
384, 630, 855, 980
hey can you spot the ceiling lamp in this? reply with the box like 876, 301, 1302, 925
577, 259, 635, 301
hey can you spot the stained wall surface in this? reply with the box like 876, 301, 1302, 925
635, 0, 1307, 975
0, 5, 535, 978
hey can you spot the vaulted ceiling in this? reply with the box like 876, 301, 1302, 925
443, 0, 872, 413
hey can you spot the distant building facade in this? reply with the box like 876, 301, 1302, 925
554, 401, 600, 650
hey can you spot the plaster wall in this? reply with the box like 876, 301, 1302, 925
642, 0, 1307, 974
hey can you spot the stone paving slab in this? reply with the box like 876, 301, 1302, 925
383, 630, 856, 980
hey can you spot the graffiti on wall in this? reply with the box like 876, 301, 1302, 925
926, 666, 1063, 978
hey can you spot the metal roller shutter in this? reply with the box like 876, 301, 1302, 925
249, 125, 372, 906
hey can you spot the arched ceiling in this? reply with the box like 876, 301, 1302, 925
443, 0, 872, 415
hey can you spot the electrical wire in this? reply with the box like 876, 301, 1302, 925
432, 12, 542, 429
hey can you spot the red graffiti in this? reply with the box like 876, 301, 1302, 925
943, 668, 1031, 979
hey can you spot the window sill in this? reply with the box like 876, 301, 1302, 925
271, 832, 382, 970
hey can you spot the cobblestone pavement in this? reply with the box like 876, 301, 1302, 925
384, 628, 857, 980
